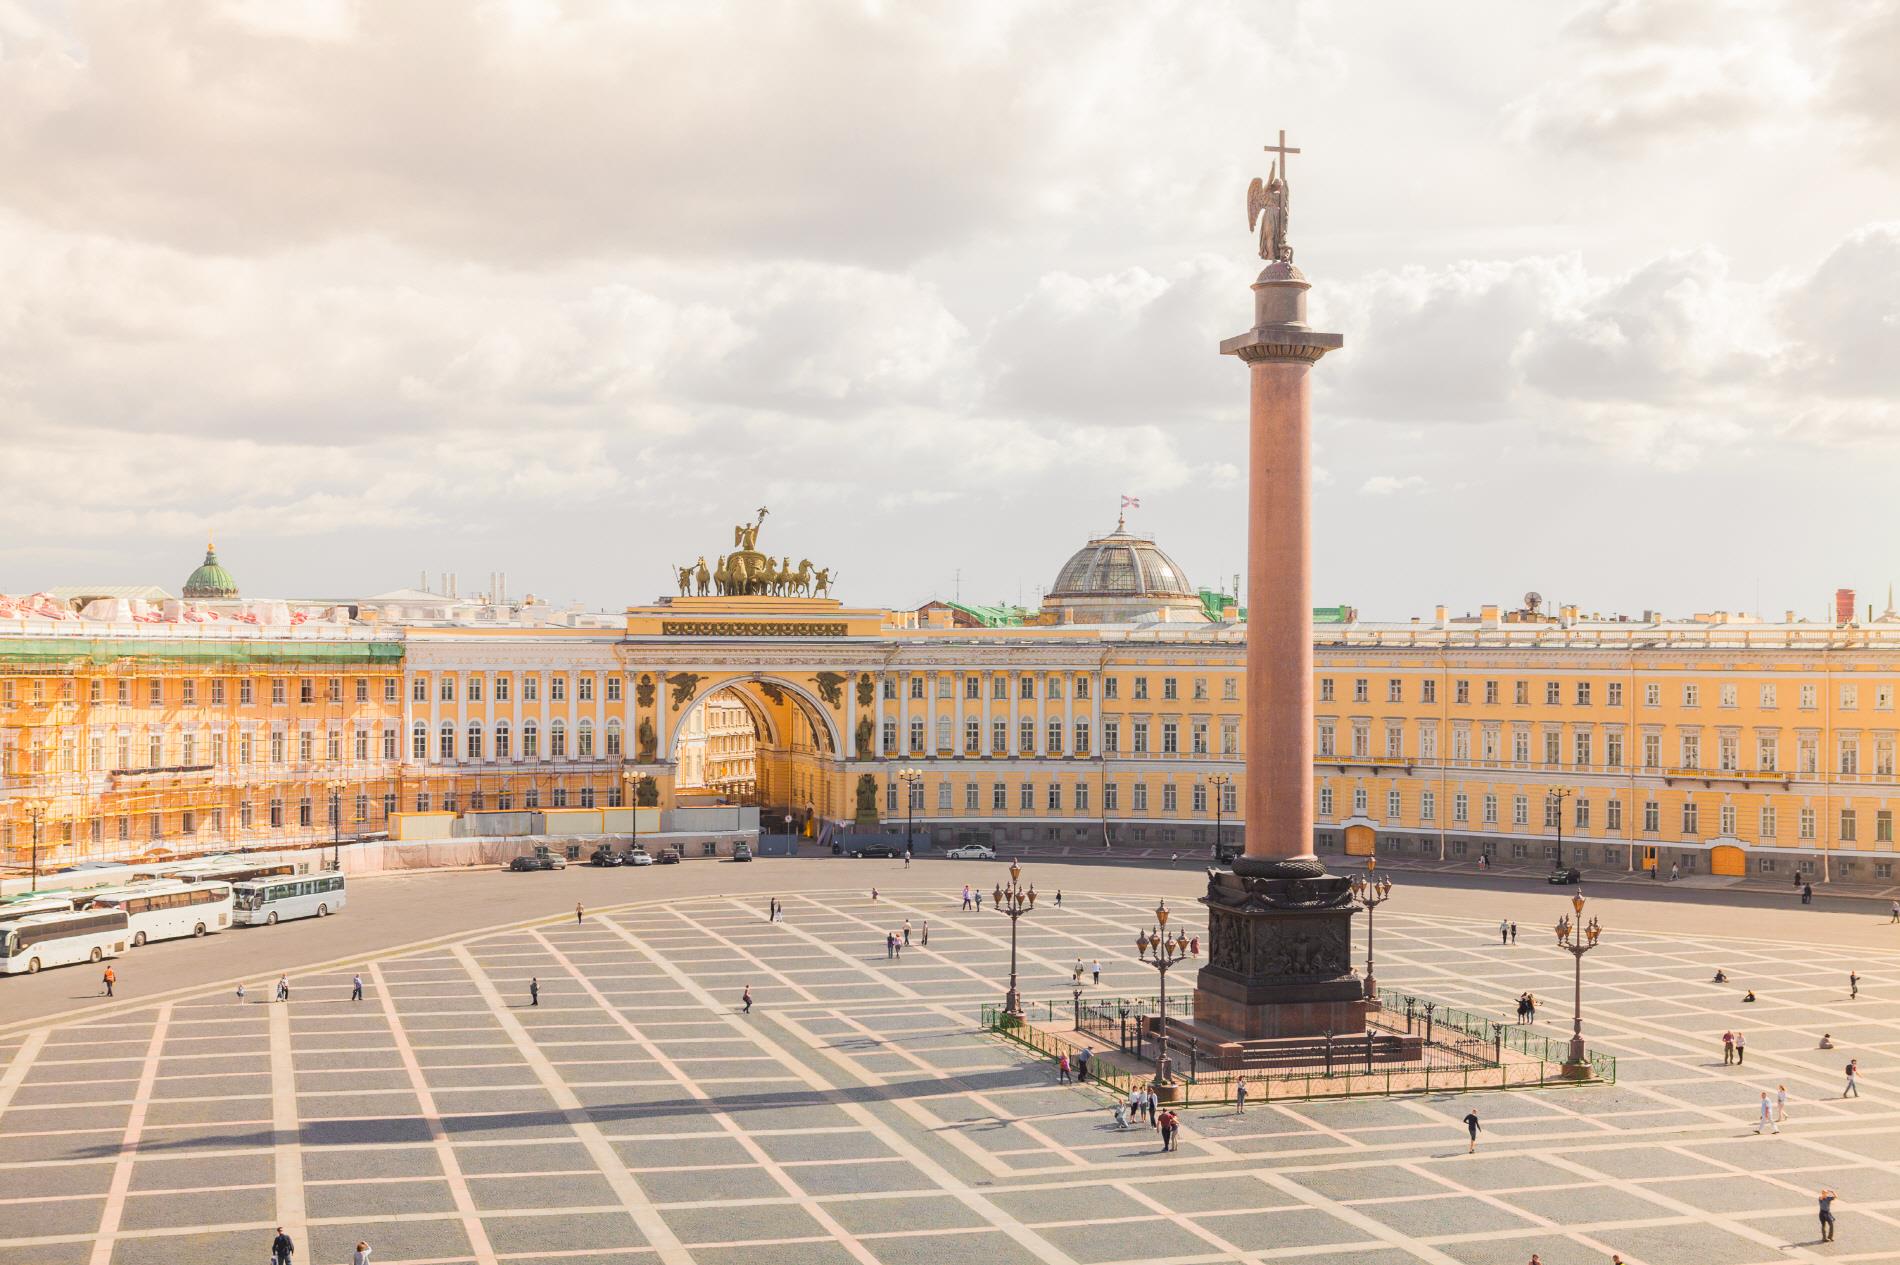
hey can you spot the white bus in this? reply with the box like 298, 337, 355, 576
82, 880, 233, 945
0, 895, 77, 928
232, 873, 346, 926
0, 909, 130, 974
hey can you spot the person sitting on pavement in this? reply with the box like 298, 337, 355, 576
1743, 990, 1758, 1003
1820, 1033, 1836, 1049
1712, 969, 1728, 983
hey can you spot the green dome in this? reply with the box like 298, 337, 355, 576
183, 542, 239, 599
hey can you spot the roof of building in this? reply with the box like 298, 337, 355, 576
46, 585, 173, 603
1048, 525, 1195, 600
182, 543, 238, 600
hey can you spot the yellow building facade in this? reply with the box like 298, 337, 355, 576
6, 535, 1900, 885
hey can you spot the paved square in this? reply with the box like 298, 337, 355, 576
6, 879, 1900, 1263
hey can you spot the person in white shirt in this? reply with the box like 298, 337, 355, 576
1757, 1091, 1779, 1134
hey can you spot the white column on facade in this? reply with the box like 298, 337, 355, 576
954, 672, 966, 760
872, 672, 886, 757
1034, 673, 1047, 758
980, 671, 992, 760
1092, 672, 1104, 757
654, 671, 668, 765
899, 672, 912, 758
1007, 672, 1021, 757
1063, 673, 1075, 760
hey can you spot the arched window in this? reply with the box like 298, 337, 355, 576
411, 722, 427, 760
577, 718, 594, 758
466, 722, 483, 760
439, 723, 455, 760
522, 720, 539, 759
550, 719, 567, 758
494, 722, 511, 759
605, 719, 622, 757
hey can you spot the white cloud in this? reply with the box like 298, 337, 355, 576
1359, 475, 1424, 496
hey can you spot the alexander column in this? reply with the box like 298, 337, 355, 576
1191, 133, 1368, 1043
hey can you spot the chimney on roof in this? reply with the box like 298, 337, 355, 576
1837, 588, 1856, 625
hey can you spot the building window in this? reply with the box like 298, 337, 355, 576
522, 675, 538, 701
522, 721, 539, 758
1018, 782, 1034, 811
965, 782, 979, 812
1840, 737, 1860, 775
1843, 684, 1860, 709
1513, 795, 1528, 826
1483, 794, 1498, 825
495, 723, 511, 758
1133, 782, 1149, 812
1800, 806, 1816, 839
1161, 722, 1178, 755
965, 719, 980, 754
1421, 789, 1436, 821
1759, 805, 1776, 837
551, 787, 567, 808
1077, 782, 1092, 812
1104, 721, 1119, 753
1422, 679, 1438, 704
1075, 722, 1091, 755
438, 677, 453, 703
911, 718, 926, 753
411, 723, 427, 759
1105, 782, 1119, 811
1644, 683, 1660, 707
1019, 718, 1035, 753
1132, 721, 1149, 754
1575, 798, 1591, 829
1162, 783, 1177, 812
1317, 721, 1336, 758
1386, 679, 1403, 704
938, 782, 953, 811
1386, 789, 1401, 820
576, 719, 594, 758
1321, 785, 1336, 817
1485, 681, 1499, 705
605, 720, 622, 757
1606, 797, 1622, 831
1841, 809, 1858, 842
1079, 677, 1093, 700
1048, 721, 1063, 755
578, 676, 594, 702
606, 676, 622, 702
1643, 799, 1659, 833
964, 676, 980, 700
1681, 801, 1700, 835
991, 720, 1007, 754
1103, 678, 1118, 700
910, 676, 926, 700
1453, 792, 1468, 822
550, 720, 568, 757
1545, 681, 1560, 705
272, 678, 287, 705
439, 724, 454, 759
1879, 810, 1893, 843
992, 782, 1007, 811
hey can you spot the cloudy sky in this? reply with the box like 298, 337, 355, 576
2, 0, 1896, 619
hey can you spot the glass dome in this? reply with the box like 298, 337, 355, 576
1048, 530, 1194, 599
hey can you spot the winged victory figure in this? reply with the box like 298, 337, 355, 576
1247, 167, 1290, 262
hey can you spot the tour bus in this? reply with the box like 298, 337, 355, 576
0, 894, 78, 929
81, 880, 234, 946
0, 909, 130, 974
133, 856, 296, 886
231, 873, 346, 926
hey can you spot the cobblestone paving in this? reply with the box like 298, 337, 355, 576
2, 883, 1897, 1264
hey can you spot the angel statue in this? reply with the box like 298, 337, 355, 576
1248, 166, 1290, 262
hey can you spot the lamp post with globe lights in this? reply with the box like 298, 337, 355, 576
1347, 861, 1394, 1001
992, 861, 1036, 1016
1205, 773, 1233, 859
1134, 900, 1191, 1087
324, 778, 348, 872
898, 767, 923, 856
1554, 893, 1602, 1069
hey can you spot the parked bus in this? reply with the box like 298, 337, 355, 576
81, 880, 233, 945
0, 895, 77, 929
132, 856, 296, 885
232, 874, 346, 926
0, 909, 130, 974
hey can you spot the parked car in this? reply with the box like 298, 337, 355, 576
509, 846, 566, 872
1547, 866, 1582, 885
656, 848, 682, 864
945, 844, 995, 860
731, 843, 754, 862
625, 848, 654, 867
844, 840, 901, 858
587, 846, 623, 867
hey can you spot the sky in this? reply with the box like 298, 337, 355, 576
1, 0, 1897, 620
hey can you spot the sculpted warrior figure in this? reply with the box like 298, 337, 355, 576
813, 567, 836, 598
675, 564, 693, 597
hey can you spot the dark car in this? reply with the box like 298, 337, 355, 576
657, 847, 682, 864
1547, 867, 1581, 885
731, 843, 754, 862
587, 846, 623, 867
509, 847, 565, 872
845, 840, 900, 858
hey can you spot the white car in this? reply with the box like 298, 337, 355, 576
626, 850, 654, 867
945, 845, 996, 860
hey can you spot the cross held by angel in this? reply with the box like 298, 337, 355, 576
1247, 130, 1299, 262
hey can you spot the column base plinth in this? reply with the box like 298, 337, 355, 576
1189, 858, 1368, 1042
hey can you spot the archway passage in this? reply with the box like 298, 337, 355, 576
669, 677, 840, 834
1710, 844, 1745, 877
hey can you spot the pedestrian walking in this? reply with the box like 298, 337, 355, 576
576, 902, 584, 925
961, 885, 972, 911
903, 919, 911, 945
1159, 1107, 1179, 1152
920, 921, 929, 946
904, 850, 911, 868
236, 982, 246, 1004
1073, 957, 1084, 983
974, 890, 983, 910
1670, 861, 1680, 881
1844, 1058, 1860, 1098
1735, 1031, 1746, 1064
1819, 1188, 1838, 1242
1189, 935, 1200, 957
885, 933, 895, 960
1463, 1109, 1481, 1152
1510, 922, 1518, 944
1776, 1084, 1788, 1122
1523, 993, 1536, 1022
1891, 899, 1899, 923
275, 974, 290, 1003
1057, 1052, 1071, 1083
101, 966, 115, 997
351, 973, 364, 1003
529, 977, 539, 1007
270, 1226, 295, 1264
1091, 960, 1102, 985
1146, 1089, 1158, 1127
742, 985, 753, 1015
1075, 1047, 1091, 1083
1757, 1090, 1779, 1133
871, 887, 879, 903
351, 1241, 371, 1265
1235, 1078, 1248, 1114
1054, 890, 1062, 907
1851, 970, 1860, 999
1499, 920, 1509, 946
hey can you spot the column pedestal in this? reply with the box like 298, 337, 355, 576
1191, 860, 1366, 1041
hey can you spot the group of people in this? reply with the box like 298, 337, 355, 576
269, 1228, 370, 1264
1513, 992, 1538, 1022
1055, 1046, 1094, 1082
1112, 1086, 1180, 1149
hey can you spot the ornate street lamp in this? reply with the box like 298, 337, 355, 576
21, 798, 50, 895
1134, 900, 1191, 1086
324, 778, 348, 872
1205, 773, 1232, 859
621, 769, 643, 854
1546, 785, 1574, 871
993, 860, 1036, 1015
898, 766, 924, 857
1554, 893, 1602, 1068
1347, 860, 1394, 1000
